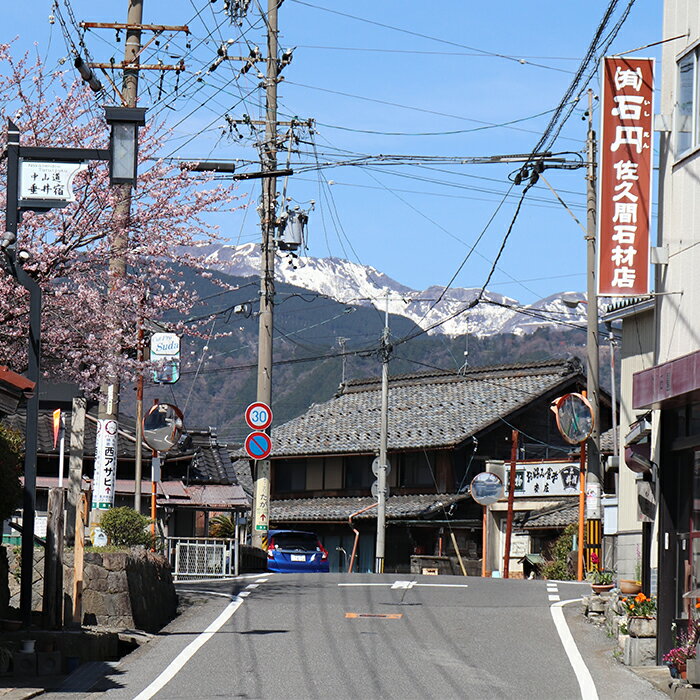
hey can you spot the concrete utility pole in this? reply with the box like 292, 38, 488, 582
92, 0, 143, 526
375, 291, 391, 573
251, 0, 280, 550
585, 89, 602, 568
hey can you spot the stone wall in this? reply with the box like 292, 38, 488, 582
63, 548, 178, 633
2, 545, 44, 612
0, 545, 8, 616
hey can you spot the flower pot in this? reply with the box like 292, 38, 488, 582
619, 579, 642, 595
628, 616, 656, 638
591, 583, 614, 595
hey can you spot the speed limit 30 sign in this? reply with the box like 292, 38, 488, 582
245, 402, 273, 430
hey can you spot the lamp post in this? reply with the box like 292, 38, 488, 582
2, 119, 113, 626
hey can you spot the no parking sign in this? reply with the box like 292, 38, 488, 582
245, 431, 272, 460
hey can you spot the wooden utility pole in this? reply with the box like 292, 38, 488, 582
71, 493, 88, 626
91, 0, 144, 530
252, 0, 280, 550
375, 291, 390, 573
502, 430, 518, 578
585, 89, 602, 570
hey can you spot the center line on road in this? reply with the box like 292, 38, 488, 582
550, 598, 598, 700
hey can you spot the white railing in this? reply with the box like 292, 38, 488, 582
165, 537, 239, 581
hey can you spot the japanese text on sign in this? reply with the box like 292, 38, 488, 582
504, 461, 580, 498
19, 161, 87, 202
598, 57, 654, 296
92, 419, 118, 510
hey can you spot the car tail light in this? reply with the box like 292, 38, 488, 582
267, 537, 275, 559
318, 541, 328, 561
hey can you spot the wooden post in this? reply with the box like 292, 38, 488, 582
503, 430, 518, 579
449, 530, 468, 576
72, 493, 88, 626
43, 488, 65, 629
65, 396, 86, 546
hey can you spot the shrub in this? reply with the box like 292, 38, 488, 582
100, 507, 152, 547
209, 514, 235, 538
542, 523, 578, 581
0, 424, 23, 522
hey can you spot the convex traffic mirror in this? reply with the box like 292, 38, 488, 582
142, 403, 184, 453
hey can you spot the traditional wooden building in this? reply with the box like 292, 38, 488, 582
248, 357, 611, 573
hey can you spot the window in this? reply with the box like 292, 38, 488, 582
275, 460, 306, 492
344, 456, 372, 489
677, 50, 698, 154
399, 452, 434, 487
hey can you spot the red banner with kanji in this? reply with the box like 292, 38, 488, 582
598, 57, 654, 297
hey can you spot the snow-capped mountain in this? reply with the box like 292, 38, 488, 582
196, 243, 590, 337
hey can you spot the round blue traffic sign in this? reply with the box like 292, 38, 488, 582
245, 431, 272, 460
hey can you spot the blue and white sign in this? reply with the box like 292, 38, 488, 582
150, 332, 181, 384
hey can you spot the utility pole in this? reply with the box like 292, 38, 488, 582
251, 0, 280, 550
502, 430, 518, 578
585, 89, 602, 569
91, 0, 143, 528
375, 291, 391, 573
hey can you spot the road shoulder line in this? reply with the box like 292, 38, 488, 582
550, 598, 599, 700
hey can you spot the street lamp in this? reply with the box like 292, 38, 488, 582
104, 107, 147, 186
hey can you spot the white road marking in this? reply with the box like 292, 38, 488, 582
133, 594, 244, 700
239, 591, 250, 597
338, 581, 468, 589
550, 598, 598, 700
246, 583, 259, 589
548, 594, 560, 601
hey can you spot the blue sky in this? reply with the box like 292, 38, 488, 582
8, 0, 662, 304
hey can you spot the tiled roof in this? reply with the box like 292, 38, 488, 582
599, 427, 616, 454
2, 410, 239, 486
267, 358, 584, 457
271, 493, 467, 523
232, 458, 254, 497
520, 500, 579, 529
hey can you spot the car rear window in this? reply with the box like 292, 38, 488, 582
272, 533, 319, 551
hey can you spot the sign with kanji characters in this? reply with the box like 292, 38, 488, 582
598, 57, 654, 296
92, 418, 118, 510
18, 160, 87, 203
504, 461, 580, 498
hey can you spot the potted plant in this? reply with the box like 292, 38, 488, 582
620, 547, 643, 595
664, 645, 695, 679
587, 553, 615, 593
623, 593, 657, 638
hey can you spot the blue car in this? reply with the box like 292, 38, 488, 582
267, 529, 330, 573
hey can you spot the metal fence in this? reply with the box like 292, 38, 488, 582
165, 537, 239, 581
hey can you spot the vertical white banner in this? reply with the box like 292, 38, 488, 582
93, 418, 118, 510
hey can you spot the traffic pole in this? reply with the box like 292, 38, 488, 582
502, 430, 518, 579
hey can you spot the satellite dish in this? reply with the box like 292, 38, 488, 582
142, 403, 184, 453
470, 472, 504, 506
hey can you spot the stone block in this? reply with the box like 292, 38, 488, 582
101, 552, 128, 572
628, 616, 657, 638
84, 563, 108, 584
687, 657, 700, 686
623, 636, 656, 666
107, 571, 128, 593
588, 596, 606, 614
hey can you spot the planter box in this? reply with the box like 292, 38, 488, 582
687, 657, 700, 686
628, 616, 656, 638
623, 636, 656, 666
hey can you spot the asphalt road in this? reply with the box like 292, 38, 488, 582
43, 573, 666, 700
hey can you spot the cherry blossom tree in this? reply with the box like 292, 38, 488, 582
0, 44, 240, 394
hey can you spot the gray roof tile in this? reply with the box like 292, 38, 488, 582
268, 358, 583, 457
271, 493, 467, 523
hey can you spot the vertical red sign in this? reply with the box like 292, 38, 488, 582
598, 57, 654, 297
